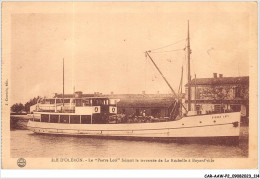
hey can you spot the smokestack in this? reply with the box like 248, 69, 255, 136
219, 74, 223, 78
213, 73, 218, 78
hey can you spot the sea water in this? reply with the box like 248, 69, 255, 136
10, 129, 248, 158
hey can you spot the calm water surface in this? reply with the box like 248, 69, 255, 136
11, 129, 248, 158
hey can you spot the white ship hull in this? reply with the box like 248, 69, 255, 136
27, 112, 240, 143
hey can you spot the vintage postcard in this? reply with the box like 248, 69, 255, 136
1, 1, 258, 169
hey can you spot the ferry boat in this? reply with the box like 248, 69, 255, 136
27, 21, 241, 144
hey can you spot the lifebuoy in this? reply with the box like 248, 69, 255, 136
112, 107, 115, 112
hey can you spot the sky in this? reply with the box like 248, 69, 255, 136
10, 2, 254, 104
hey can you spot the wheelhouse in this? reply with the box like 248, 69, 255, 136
31, 97, 119, 124
34, 97, 118, 113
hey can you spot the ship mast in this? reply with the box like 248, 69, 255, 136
187, 20, 191, 111
63, 58, 64, 107
145, 22, 192, 114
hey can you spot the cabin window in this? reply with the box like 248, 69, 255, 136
50, 99, 55, 104
92, 114, 102, 124
75, 99, 82, 107
70, 115, 80, 124
92, 99, 98, 106
60, 115, 69, 123
81, 115, 91, 124
64, 99, 70, 103
41, 114, 49, 122
94, 99, 104, 105
56, 99, 61, 103
45, 99, 50, 104
83, 99, 90, 106
50, 115, 59, 123
59, 99, 68, 104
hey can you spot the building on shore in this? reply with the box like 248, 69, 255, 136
51, 73, 249, 120
185, 73, 249, 118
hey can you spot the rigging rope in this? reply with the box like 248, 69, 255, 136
149, 48, 185, 53
148, 38, 186, 52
